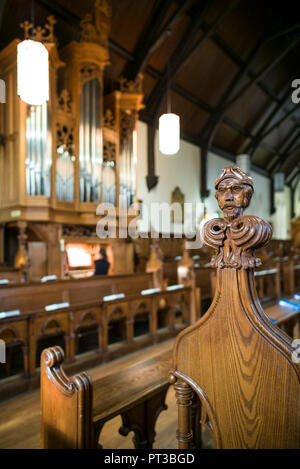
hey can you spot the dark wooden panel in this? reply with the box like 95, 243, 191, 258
175, 38, 239, 108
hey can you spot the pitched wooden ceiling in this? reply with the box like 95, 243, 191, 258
1, 0, 300, 192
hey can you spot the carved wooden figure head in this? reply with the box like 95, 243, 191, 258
204, 166, 271, 269
214, 166, 254, 222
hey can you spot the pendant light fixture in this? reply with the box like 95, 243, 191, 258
17, 1, 49, 106
236, 154, 251, 175
159, 113, 180, 155
17, 39, 49, 105
159, 62, 180, 155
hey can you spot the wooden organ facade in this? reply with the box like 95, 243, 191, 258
0, 2, 144, 280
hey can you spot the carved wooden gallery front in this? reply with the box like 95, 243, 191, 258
0, 1, 144, 280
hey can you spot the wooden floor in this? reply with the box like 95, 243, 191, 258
0, 338, 213, 450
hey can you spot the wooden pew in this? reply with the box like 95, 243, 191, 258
41, 345, 172, 449
295, 262, 300, 291
0, 266, 23, 284
0, 284, 193, 400
254, 264, 281, 303
211, 266, 281, 304
281, 259, 300, 296
170, 167, 300, 449
266, 300, 300, 338
0, 272, 154, 314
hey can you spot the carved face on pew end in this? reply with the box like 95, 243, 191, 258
214, 166, 254, 222
202, 166, 272, 269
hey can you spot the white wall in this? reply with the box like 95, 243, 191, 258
271, 186, 291, 239
137, 121, 201, 206
136, 120, 273, 233
203, 151, 272, 222
294, 180, 300, 220
136, 121, 202, 233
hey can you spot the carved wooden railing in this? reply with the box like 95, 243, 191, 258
170, 166, 300, 449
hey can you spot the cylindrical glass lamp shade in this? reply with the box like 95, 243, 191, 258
236, 154, 251, 175
274, 172, 285, 192
0, 79, 5, 103
159, 113, 180, 155
17, 39, 49, 105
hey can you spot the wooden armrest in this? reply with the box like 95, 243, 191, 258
41, 346, 93, 449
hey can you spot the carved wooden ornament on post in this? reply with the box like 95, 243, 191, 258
170, 166, 300, 449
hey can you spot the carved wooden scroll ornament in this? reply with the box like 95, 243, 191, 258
202, 166, 272, 269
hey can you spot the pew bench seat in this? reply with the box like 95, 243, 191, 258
266, 300, 300, 337
92, 350, 172, 448
41, 346, 172, 449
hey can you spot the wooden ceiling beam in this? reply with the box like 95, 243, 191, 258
197, 23, 300, 195
286, 165, 300, 185
277, 124, 300, 154
197, 24, 300, 195
222, 32, 300, 111
30, 0, 280, 185
122, 0, 194, 81
144, 0, 215, 191
271, 131, 300, 173
286, 142, 300, 158
145, 0, 240, 194
199, 20, 297, 117
257, 102, 300, 141
32, 0, 294, 185
169, 0, 241, 84
145, 0, 213, 117
35, 0, 299, 140
145, 65, 279, 156
245, 85, 293, 155
36, 0, 81, 25
36, 0, 299, 134
291, 169, 300, 188
277, 150, 300, 173
199, 33, 265, 143
279, 131, 300, 158
146, 0, 239, 118
0, 0, 7, 34
198, 32, 266, 198
289, 169, 300, 218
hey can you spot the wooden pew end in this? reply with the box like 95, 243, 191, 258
41, 346, 93, 449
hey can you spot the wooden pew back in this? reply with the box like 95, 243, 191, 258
0, 272, 153, 314
170, 167, 300, 449
41, 345, 172, 448
0, 283, 192, 400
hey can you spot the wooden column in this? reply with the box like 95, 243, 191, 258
171, 376, 194, 449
